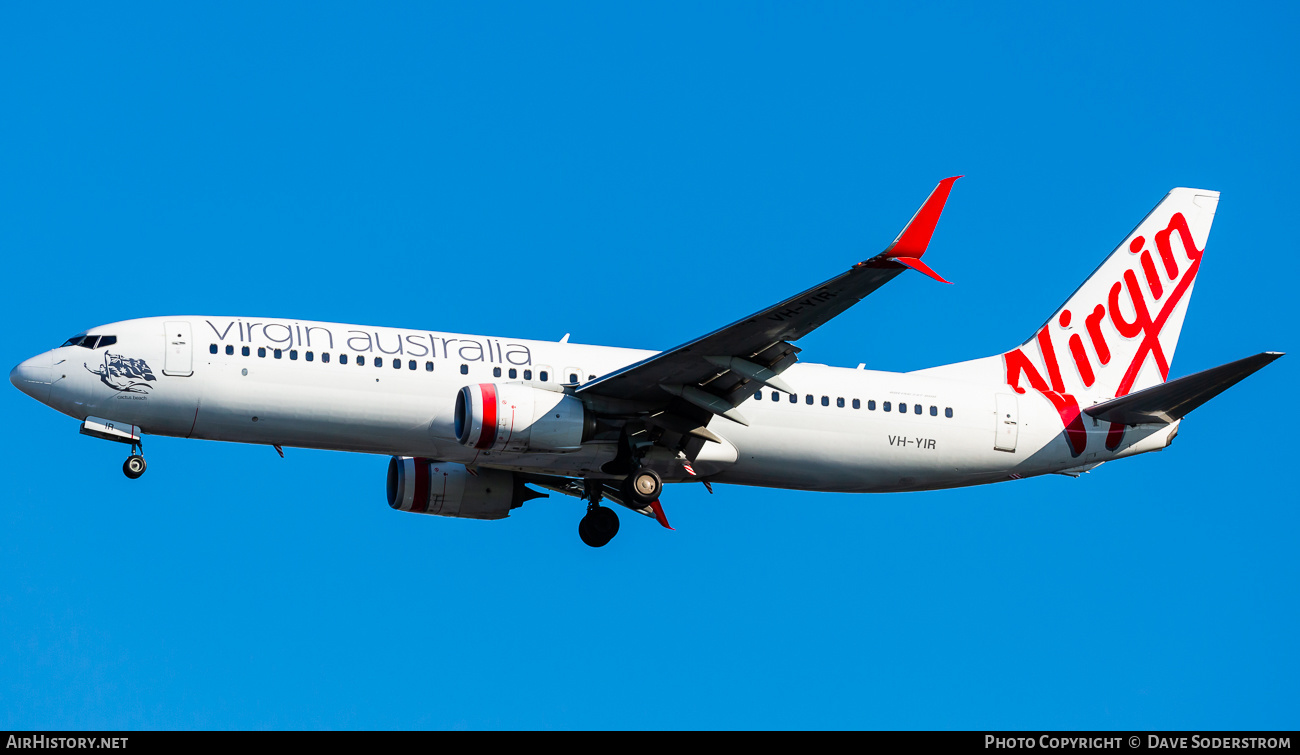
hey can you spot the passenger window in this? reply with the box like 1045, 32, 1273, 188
425, 361, 434, 372
945, 407, 953, 418
305, 351, 314, 362
461, 364, 469, 375
322, 353, 330, 363
806, 394, 813, 405
290, 350, 298, 360
789, 393, 797, 404
569, 373, 578, 383
242, 346, 250, 357
373, 357, 382, 367
226, 345, 234, 355
930, 406, 937, 416
852, 399, 860, 409
408, 360, 416, 370
493, 367, 502, 378
508, 368, 517, 379
914, 404, 922, 414
837, 397, 845, 408
258, 347, 266, 358
868, 400, 876, 410
392, 359, 400, 369
821, 396, 829, 406
274, 349, 282, 359
590, 374, 598, 380
884, 401, 891, 412
340, 354, 348, 365
772, 392, 779, 402
210, 344, 218, 354
524, 370, 532, 380
540, 371, 549, 382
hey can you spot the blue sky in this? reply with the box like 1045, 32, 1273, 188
2, 2, 1296, 730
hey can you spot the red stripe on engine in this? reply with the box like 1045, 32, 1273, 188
476, 384, 498, 449
411, 458, 430, 513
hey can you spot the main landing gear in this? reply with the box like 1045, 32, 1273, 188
123, 443, 147, 480
624, 467, 662, 506
577, 467, 667, 548
579, 477, 620, 548
579, 502, 620, 548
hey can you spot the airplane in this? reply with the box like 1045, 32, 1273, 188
9, 179, 1282, 547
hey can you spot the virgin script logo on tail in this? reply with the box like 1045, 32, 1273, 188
1002, 212, 1205, 456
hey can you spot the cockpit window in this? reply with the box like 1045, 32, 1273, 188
60, 335, 116, 349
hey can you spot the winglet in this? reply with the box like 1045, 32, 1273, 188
894, 256, 952, 284
648, 499, 674, 530
886, 176, 961, 260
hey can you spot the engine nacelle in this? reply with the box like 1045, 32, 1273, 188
454, 383, 592, 452
387, 457, 538, 520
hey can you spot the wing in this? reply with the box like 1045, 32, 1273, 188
578, 177, 961, 442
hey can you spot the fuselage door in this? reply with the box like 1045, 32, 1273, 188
994, 393, 1018, 452
163, 321, 194, 377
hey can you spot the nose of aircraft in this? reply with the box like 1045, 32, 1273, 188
11, 352, 54, 404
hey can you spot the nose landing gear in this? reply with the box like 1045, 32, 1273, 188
123, 443, 147, 479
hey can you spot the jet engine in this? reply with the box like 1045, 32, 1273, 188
386, 457, 543, 520
454, 383, 593, 452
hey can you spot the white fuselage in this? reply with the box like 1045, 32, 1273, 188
17, 315, 1178, 494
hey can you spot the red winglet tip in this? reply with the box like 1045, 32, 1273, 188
648, 500, 674, 530
894, 255, 952, 284
887, 176, 961, 259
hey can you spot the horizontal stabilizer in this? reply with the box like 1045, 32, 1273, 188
1084, 352, 1283, 425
